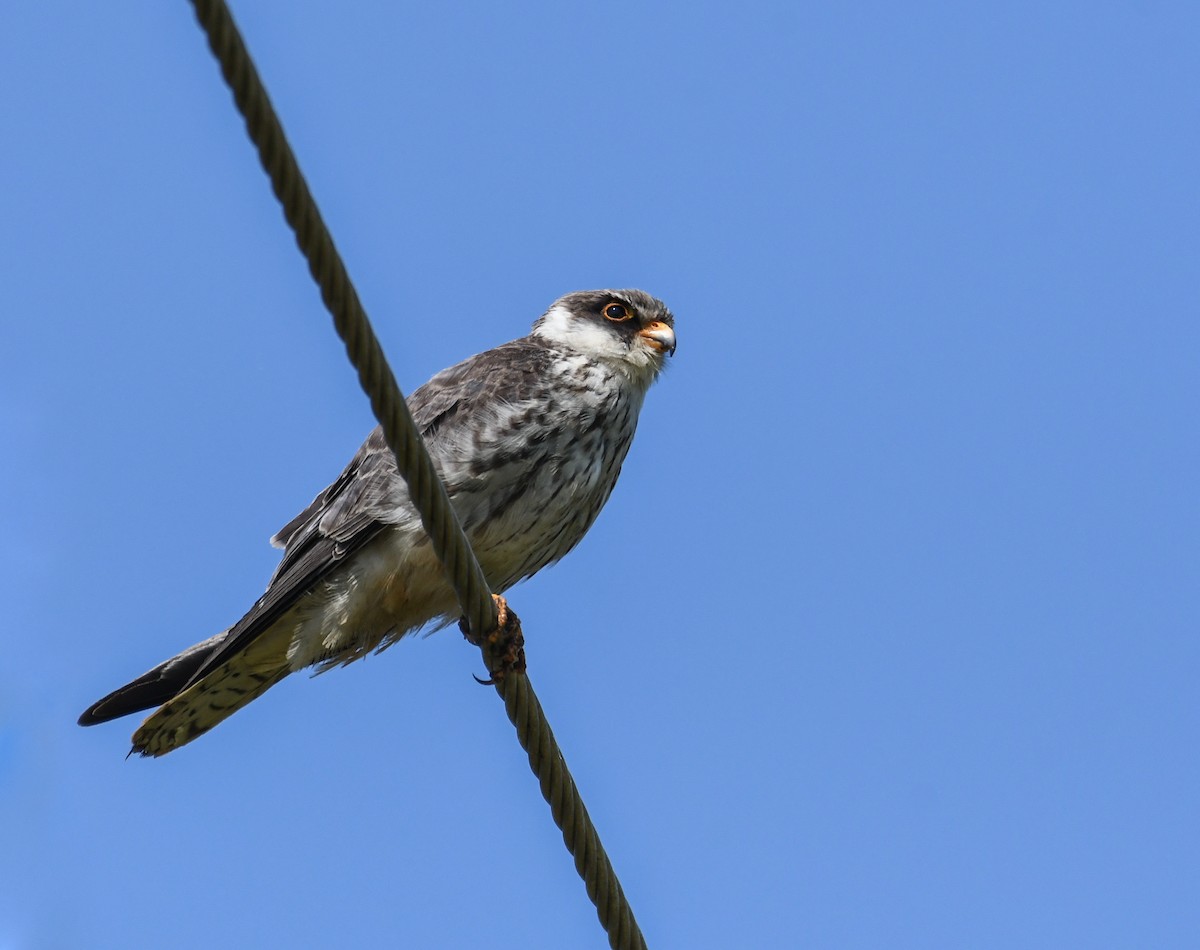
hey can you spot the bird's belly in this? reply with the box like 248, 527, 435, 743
284, 528, 458, 670
462, 430, 632, 592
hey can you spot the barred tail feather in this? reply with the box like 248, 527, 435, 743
130, 667, 290, 757
78, 632, 228, 727
129, 627, 294, 757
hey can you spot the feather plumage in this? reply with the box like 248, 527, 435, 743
79, 289, 675, 755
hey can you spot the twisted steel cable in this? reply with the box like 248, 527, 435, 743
186, 3, 648, 947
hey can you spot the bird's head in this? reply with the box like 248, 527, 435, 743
532, 289, 676, 383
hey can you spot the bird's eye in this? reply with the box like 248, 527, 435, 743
604, 303, 631, 322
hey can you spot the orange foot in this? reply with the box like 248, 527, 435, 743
460, 594, 526, 685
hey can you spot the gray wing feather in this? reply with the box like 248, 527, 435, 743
183, 338, 551, 685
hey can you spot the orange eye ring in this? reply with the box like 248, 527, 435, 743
603, 302, 632, 322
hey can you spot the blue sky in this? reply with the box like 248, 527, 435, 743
3, 2, 1198, 947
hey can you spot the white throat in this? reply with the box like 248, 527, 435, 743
533, 305, 665, 388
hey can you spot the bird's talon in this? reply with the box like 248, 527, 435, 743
462, 594, 525, 684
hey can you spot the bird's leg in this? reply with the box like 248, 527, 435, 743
460, 594, 526, 685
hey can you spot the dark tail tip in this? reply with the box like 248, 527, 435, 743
78, 685, 154, 727
78, 705, 105, 727
77, 635, 224, 728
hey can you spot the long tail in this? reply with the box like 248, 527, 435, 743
78, 633, 229, 726
79, 629, 292, 757
130, 660, 290, 757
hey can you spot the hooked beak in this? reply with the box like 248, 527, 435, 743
638, 321, 677, 357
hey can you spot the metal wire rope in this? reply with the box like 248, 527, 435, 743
186, 3, 648, 947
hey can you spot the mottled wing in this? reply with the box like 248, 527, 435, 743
181, 338, 550, 685
268, 429, 402, 581
408, 339, 551, 457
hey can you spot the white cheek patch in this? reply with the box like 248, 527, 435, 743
533, 305, 627, 360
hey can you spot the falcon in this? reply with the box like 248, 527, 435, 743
79, 289, 676, 756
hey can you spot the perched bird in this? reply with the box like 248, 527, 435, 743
79, 289, 676, 756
